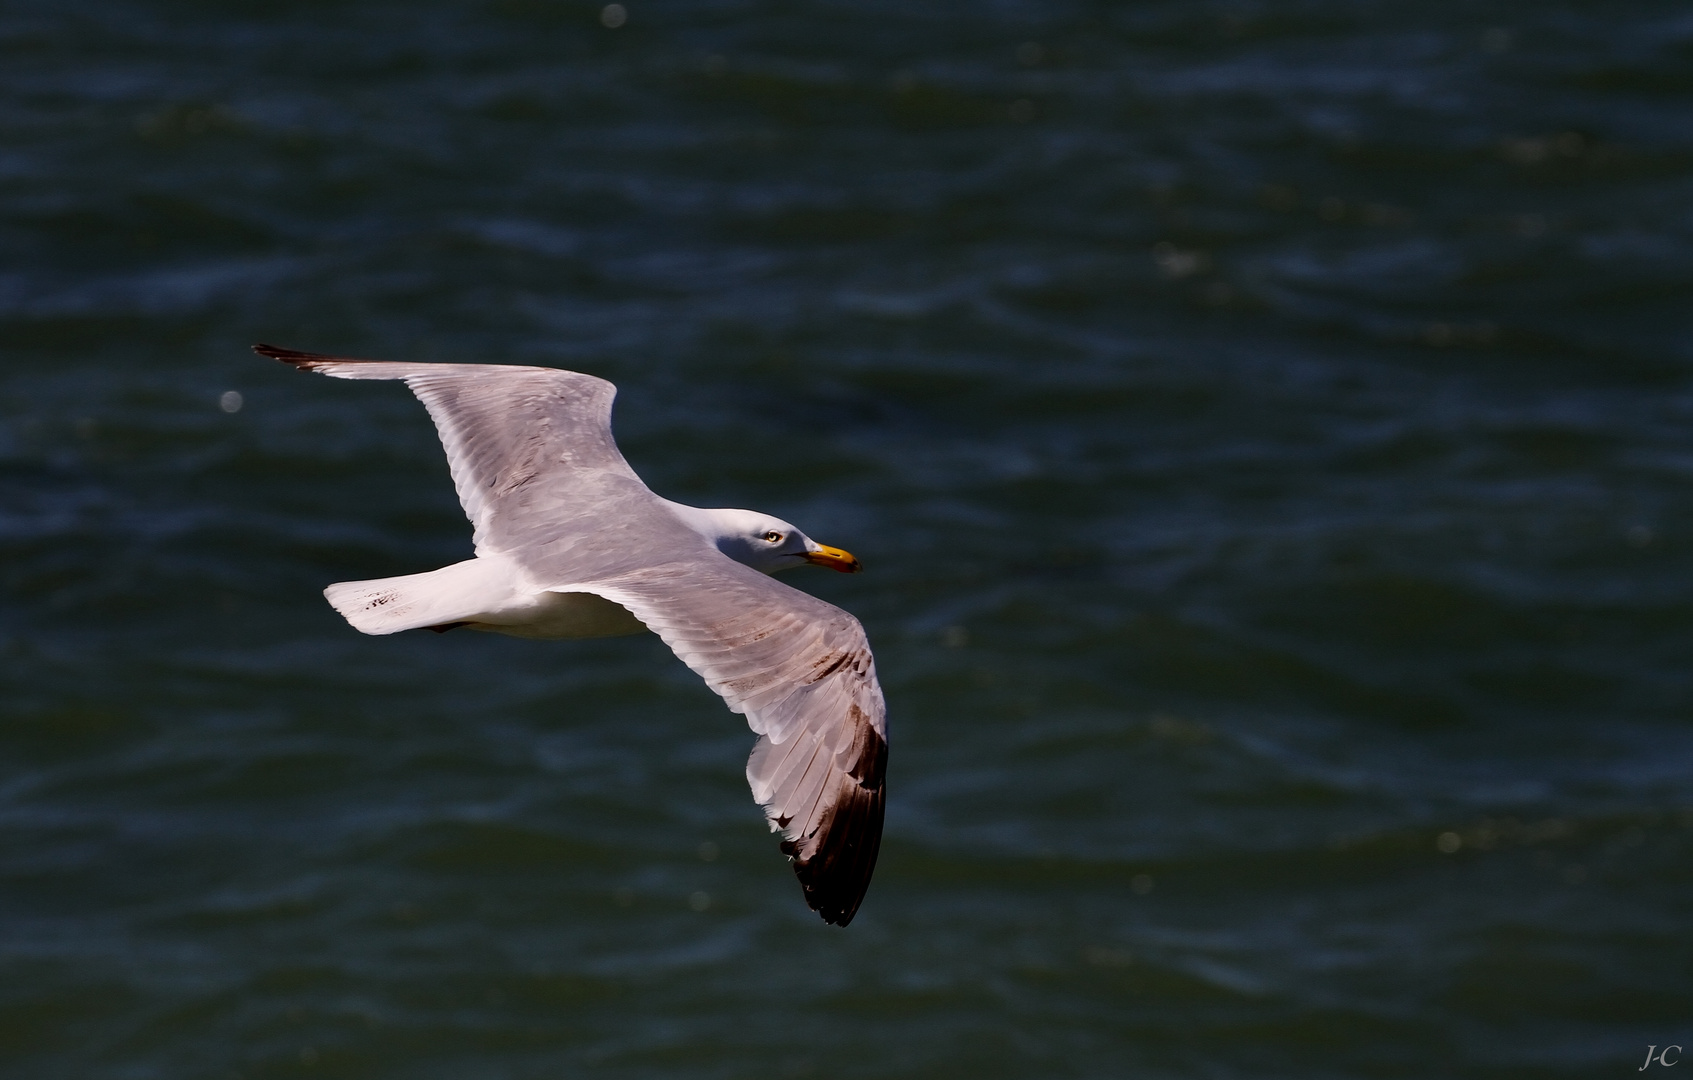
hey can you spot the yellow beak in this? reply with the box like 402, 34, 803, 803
801, 544, 863, 574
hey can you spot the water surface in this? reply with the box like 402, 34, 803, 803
3, 1, 1692, 1077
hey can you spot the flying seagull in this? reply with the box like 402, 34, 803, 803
256, 344, 886, 926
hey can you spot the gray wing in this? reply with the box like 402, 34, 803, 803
255, 344, 662, 567
260, 345, 887, 925
582, 558, 887, 927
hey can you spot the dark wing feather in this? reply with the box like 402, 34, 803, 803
588, 558, 888, 926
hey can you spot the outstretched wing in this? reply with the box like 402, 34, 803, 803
256, 344, 653, 565
585, 558, 887, 927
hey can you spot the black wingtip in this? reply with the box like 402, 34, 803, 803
783, 724, 887, 927
253, 343, 337, 367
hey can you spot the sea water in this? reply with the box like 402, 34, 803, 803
3, 2, 1691, 1076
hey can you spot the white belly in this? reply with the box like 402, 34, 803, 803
464, 588, 647, 640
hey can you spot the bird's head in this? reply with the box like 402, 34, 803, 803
706, 509, 863, 576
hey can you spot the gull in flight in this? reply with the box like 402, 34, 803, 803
256, 344, 886, 926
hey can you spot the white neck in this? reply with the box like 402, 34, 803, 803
659, 499, 732, 544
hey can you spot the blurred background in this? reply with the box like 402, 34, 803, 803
3, 1, 1691, 1076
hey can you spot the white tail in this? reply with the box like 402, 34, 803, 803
323, 557, 513, 636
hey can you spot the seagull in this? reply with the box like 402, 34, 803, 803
256, 344, 886, 926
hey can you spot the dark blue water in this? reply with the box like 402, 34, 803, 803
4, 2, 1693, 1076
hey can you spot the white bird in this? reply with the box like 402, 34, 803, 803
257, 344, 886, 926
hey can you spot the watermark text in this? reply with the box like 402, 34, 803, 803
1642, 1046, 1682, 1070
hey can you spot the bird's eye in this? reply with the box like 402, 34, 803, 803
764, 531, 782, 543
